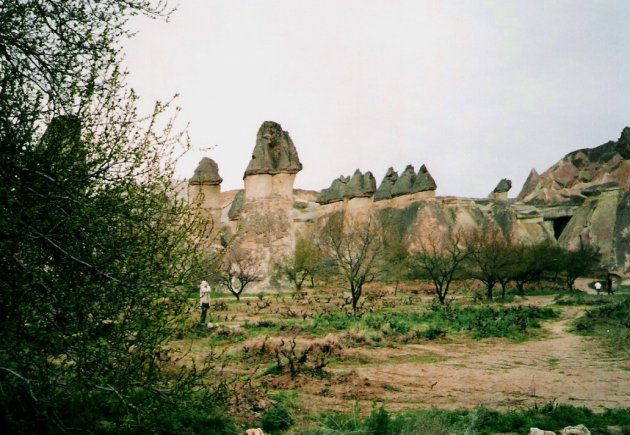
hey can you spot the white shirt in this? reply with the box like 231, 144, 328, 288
200, 282, 211, 304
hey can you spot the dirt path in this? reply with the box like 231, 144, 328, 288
301, 299, 630, 412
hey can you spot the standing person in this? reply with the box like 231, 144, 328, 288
606, 273, 613, 295
594, 281, 602, 295
199, 280, 211, 324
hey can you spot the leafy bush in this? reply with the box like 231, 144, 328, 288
423, 304, 558, 339
304, 403, 630, 434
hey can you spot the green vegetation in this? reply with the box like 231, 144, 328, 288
572, 295, 630, 356
0, 1, 231, 432
302, 402, 630, 435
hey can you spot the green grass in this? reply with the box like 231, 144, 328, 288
571, 295, 630, 356
299, 402, 630, 434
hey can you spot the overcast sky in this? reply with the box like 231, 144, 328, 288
124, 0, 630, 198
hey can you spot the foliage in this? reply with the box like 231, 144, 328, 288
465, 226, 517, 300
510, 242, 559, 296
213, 246, 262, 301
377, 210, 410, 294
275, 236, 327, 290
303, 402, 630, 435
572, 295, 630, 356
422, 302, 558, 340
260, 392, 297, 433
0, 0, 228, 431
556, 242, 602, 291
408, 228, 468, 304
319, 213, 385, 313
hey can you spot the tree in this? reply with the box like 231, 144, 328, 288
408, 228, 469, 304
0, 1, 232, 432
465, 226, 516, 300
275, 236, 326, 291
378, 210, 410, 294
320, 213, 384, 313
510, 242, 557, 296
557, 241, 601, 291
214, 247, 262, 301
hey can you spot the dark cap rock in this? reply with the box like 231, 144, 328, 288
244, 121, 303, 178
492, 178, 512, 194
374, 167, 398, 201
189, 157, 223, 185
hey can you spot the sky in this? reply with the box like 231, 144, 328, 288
123, 0, 630, 198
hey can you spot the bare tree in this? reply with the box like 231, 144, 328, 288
320, 213, 384, 313
214, 247, 262, 301
465, 226, 515, 300
409, 228, 469, 304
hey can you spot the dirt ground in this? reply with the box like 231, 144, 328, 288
186, 290, 630, 420
284, 297, 630, 414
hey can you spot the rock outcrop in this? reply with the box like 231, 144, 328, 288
188, 157, 223, 238
316, 170, 377, 204
344, 169, 377, 198
518, 127, 630, 205
316, 176, 349, 204
374, 167, 398, 201
189, 157, 222, 185
244, 121, 302, 178
490, 178, 512, 201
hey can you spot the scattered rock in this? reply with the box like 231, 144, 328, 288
529, 428, 556, 435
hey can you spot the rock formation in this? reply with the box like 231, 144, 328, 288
344, 169, 377, 198
189, 157, 223, 185
243, 122, 302, 201
374, 167, 398, 201
244, 121, 302, 177
316, 176, 349, 204
490, 178, 512, 201
188, 157, 223, 237
195, 123, 630, 286
518, 127, 630, 205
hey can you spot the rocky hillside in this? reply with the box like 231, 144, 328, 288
517, 127, 630, 204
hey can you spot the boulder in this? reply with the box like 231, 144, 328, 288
529, 429, 556, 435
244, 121, 302, 178
189, 157, 222, 185
559, 424, 591, 435
374, 167, 398, 201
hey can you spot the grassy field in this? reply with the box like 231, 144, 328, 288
173, 281, 630, 434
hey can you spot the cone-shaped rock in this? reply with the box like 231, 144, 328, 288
617, 126, 630, 159
189, 157, 222, 185
374, 167, 398, 201
391, 165, 416, 197
343, 169, 377, 198
316, 176, 349, 204
244, 121, 302, 178
228, 190, 244, 220
413, 164, 437, 192
516, 169, 540, 201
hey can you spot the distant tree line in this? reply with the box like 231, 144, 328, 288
273, 212, 602, 310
